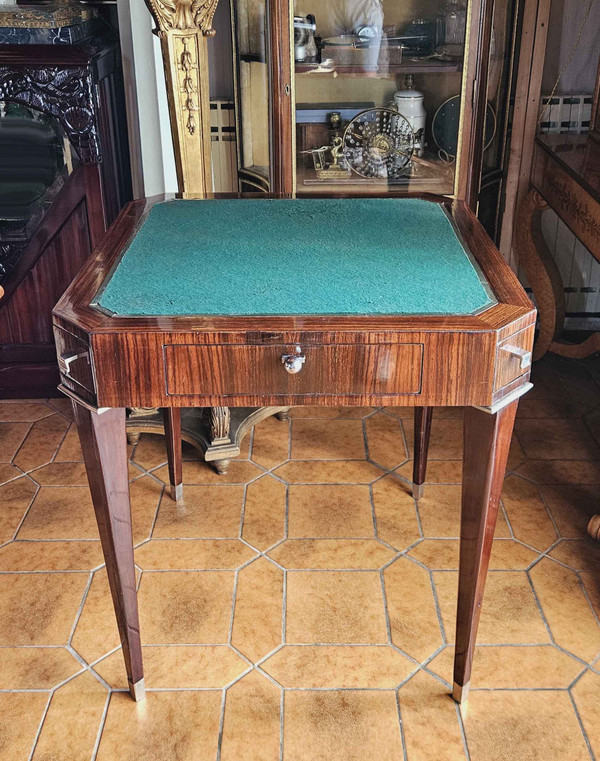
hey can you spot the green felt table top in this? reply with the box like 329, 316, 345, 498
97, 198, 495, 317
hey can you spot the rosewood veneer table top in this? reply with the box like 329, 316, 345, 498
95, 197, 495, 317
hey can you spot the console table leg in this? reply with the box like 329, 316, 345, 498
453, 400, 518, 704
72, 402, 145, 701
412, 406, 433, 499
162, 408, 183, 501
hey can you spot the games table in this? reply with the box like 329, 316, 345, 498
53, 195, 535, 703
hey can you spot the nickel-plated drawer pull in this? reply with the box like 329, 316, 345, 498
501, 345, 532, 370
58, 351, 88, 376
281, 346, 306, 375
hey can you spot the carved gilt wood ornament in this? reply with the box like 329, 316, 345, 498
144, 0, 220, 196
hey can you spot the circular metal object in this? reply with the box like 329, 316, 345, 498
342, 108, 415, 180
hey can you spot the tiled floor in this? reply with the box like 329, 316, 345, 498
1, 354, 599, 760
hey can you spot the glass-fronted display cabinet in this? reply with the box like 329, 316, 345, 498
231, 0, 271, 192
232, 0, 502, 204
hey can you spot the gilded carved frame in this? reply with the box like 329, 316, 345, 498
144, 0, 221, 196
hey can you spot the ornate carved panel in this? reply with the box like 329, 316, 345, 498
145, 0, 220, 35
0, 65, 100, 162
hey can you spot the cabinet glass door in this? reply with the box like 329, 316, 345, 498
293, 0, 469, 195
232, 0, 270, 191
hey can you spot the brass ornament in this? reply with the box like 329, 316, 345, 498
144, 0, 220, 36
180, 37, 199, 135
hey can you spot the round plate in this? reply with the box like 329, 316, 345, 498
432, 96, 497, 159
343, 108, 415, 179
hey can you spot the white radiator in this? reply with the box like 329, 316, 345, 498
538, 93, 594, 134
210, 100, 237, 193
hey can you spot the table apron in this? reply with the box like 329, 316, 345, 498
73, 328, 535, 409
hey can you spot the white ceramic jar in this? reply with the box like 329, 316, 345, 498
393, 85, 426, 157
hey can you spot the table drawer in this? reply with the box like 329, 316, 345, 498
494, 326, 534, 391
55, 327, 95, 395
164, 343, 423, 397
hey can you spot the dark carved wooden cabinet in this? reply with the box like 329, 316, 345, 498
0, 16, 131, 398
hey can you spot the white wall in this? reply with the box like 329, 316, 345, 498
542, 0, 600, 95
117, 0, 177, 197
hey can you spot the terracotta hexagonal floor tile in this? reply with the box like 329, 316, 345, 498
408, 538, 539, 571
428, 644, 584, 689
135, 538, 256, 570
291, 419, 366, 460
0, 401, 52, 422
0, 540, 104, 572
288, 484, 374, 538
0, 463, 23, 485
153, 459, 263, 485
152, 484, 244, 538
286, 570, 388, 644
501, 475, 558, 550
0, 647, 82, 690
268, 539, 394, 570
399, 670, 467, 761
18, 486, 97, 540
221, 670, 281, 761
71, 567, 137, 663
13, 413, 70, 472
138, 570, 235, 644
416, 485, 510, 539
384, 556, 443, 661
514, 418, 600, 461
283, 690, 403, 761
231, 557, 283, 661
53, 424, 83, 462
0, 692, 49, 761
32, 671, 108, 761
404, 417, 463, 460
514, 459, 600, 485
572, 669, 600, 759
94, 645, 248, 689
262, 644, 413, 688
364, 412, 408, 469
0, 476, 38, 544
372, 475, 421, 550
541, 484, 598, 538
0, 572, 89, 645
395, 459, 463, 485
96, 691, 222, 761
242, 475, 287, 550
29, 462, 88, 486
273, 459, 383, 484
251, 415, 290, 469
463, 690, 589, 761
530, 557, 600, 662
0, 422, 31, 463
434, 570, 549, 646
550, 538, 600, 572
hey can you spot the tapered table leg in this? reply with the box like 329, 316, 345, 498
162, 408, 183, 501
453, 400, 518, 704
413, 406, 433, 499
72, 402, 144, 701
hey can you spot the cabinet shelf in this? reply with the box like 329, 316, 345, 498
295, 60, 462, 78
